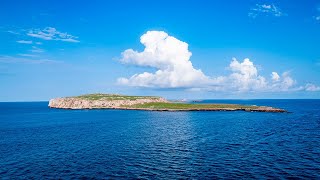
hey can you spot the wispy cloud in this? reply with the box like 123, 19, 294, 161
312, 6, 320, 22
0, 55, 61, 64
16, 40, 33, 44
6, 30, 20, 35
35, 42, 42, 45
305, 83, 320, 91
18, 54, 38, 57
27, 27, 79, 43
249, 4, 286, 18
30, 46, 44, 53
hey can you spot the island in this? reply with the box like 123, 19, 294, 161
48, 94, 287, 113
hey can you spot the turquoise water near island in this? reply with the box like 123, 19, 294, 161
0, 100, 319, 179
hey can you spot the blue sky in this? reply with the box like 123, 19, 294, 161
1, 0, 320, 101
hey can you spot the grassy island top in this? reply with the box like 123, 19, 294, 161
71, 93, 162, 101
126, 102, 256, 110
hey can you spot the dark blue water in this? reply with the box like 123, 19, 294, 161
0, 100, 320, 179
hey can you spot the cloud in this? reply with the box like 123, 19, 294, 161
223, 58, 267, 91
118, 31, 209, 88
18, 54, 38, 57
30, 46, 44, 53
35, 42, 42, 45
249, 4, 286, 18
117, 31, 319, 92
6, 30, 20, 35
269, 72, 296, 91
0, 55, 61, 64
220, 59, 295, 92
27, 27, 79, 43
315, 7, 320, 21
271, 72, 280, 81
16, 40, 33, 44
305, 83, 320, 91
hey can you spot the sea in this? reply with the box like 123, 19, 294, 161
0, 100, 319, 179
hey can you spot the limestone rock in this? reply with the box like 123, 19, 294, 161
49, 97, 168, 109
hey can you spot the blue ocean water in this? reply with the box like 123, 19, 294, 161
0, 100, 319, 179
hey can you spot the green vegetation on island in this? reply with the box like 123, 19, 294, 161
73, 93, 162, 101
126, 102, 256, 110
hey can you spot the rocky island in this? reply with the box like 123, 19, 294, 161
48, 94, 286, 113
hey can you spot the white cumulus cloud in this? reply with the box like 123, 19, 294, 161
118, 31, 209, 88
117, 31, 319, 92
226, 58, 267, 91
269, 72, 296, 91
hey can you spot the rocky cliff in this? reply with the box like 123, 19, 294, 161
49, 95, 168, 109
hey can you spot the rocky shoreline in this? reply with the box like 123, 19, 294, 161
118, 107, 287, 112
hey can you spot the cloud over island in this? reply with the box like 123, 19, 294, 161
118, 31, 209, 88
118, 31, 319, 92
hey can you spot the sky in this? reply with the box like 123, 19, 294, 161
1, 0, 320, 101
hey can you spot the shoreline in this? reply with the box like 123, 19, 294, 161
49, 105, 287, 113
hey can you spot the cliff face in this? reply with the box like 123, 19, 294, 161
48, 97, 168, 109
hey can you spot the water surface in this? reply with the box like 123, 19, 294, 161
0, 100, 319, 179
